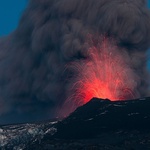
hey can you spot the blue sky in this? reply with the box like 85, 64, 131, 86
0, 0, 28, 36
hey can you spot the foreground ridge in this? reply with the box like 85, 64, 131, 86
1, 97, 150, 150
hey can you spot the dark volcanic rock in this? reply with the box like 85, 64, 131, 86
1, 97, 150, 150
53, 97, 150, 139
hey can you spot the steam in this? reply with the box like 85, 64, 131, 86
0, 0, 150, 124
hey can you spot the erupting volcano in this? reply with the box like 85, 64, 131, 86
0, 0, 150, 124
66, 36, 138, 107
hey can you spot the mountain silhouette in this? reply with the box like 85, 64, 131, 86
1, 97, 150, 150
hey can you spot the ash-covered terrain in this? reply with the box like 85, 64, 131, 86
0, 120, 58, 150
1, 97, 150, 150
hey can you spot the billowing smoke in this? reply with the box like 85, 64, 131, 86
0, 0, 150, 124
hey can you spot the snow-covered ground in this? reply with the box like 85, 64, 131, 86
0, 121, 57, 149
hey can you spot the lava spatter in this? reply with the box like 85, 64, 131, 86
66, 37, 139, 107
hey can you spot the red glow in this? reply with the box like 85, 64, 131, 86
66, 36, 139, 108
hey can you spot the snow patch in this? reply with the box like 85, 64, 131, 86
139, 98, 146, 101
45, 127, 57, 135
113, 104, 124, 107
128, 113, 139, 116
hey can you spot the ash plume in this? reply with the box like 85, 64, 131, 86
0, 0, 150, 124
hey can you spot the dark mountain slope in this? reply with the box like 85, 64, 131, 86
1, 97, 150, 150
53, 97, 150, 139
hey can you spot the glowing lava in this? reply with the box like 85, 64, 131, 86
67, 37, 139, 106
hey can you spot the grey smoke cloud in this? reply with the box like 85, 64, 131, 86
0, 0, 150, 124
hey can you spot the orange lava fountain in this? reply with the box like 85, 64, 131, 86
65, 36, 139, 109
